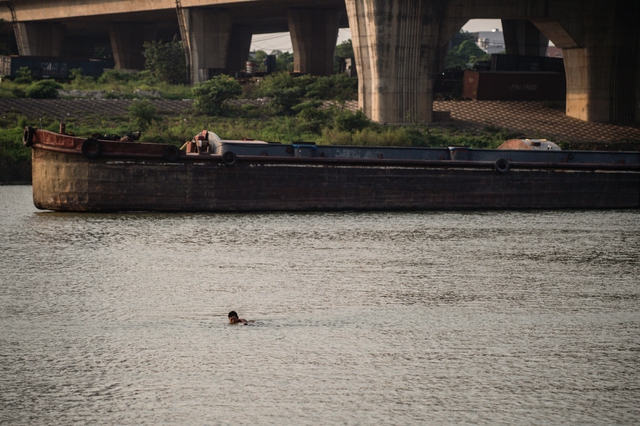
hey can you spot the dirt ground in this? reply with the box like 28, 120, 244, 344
2, 98, 639, 147
432, 100, 640, 148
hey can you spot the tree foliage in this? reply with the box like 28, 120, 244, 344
25, 80, 62, 99
143, 36, 188, 85
255, 72, 357, 114
251, 50, 293, 73
448, 30, 476, 50
305, 74, 357, 103
252, 50, 267, 71
14, 67, 33, 84
334, 109, 371, 133
274, 51, 293, 72
445, 39, 491, 70
128, 99, 160, 131
69, 68, 95, 88
192, 75, 242, 116
335, 39, 354, 58
255, 72, 304, 114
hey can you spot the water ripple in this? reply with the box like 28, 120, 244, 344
1, 186, 639, 424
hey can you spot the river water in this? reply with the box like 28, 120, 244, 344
1, 185, 639, 425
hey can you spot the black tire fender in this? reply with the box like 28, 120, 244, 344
222, 151, 238, 167
82, 138, 103, 159
163, 145, 181, 162
22, 126, 34, 147
494, 158, 510, 173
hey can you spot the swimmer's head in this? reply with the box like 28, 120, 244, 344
228, 311, 240, 323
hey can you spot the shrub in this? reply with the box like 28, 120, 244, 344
9, 87, 25, 98
143, 36, 188, 85
69, 68, 95, 88
25, 80, 62, 99
275, 51, 294, 72
293, 101, 332, 133
14, 67, 33, 84
318, 127, 353, 145
256, 73, 305, 114
351, 128, 411, 146
334, 109, 371, 133
128, 99, 160, 131
98, 69, 139, 84
192, 75, 242, 116
0, 84, 15, 99
306, 74, 357, 101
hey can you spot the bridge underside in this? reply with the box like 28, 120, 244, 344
1, 1, 348, 78
1, 0, 638, 124
346, 0, 640, 124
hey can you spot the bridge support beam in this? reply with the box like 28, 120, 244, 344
14, 22, 64, 56
502, 20, 548, 57
180, 8, 233, 83
534, 0, 639, 123
226, 25, 252, 74
345, 0, 638, 124
346, 0, 462, 123
109, 24, 156, 70
287, 9, 340, 76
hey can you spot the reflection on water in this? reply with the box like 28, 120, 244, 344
1, 186, 639, 424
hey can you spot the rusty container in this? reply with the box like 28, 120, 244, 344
462, 70, 566, 101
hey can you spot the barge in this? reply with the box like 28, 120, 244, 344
24, 127, 640, 212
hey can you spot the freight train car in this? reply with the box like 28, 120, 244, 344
0, 56, 114, 79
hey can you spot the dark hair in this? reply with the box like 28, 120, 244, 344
228, 311, 238, 318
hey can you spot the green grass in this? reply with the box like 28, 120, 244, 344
0, 71, 527, 183
0, 70, 193, 100
0, 106, 519, 167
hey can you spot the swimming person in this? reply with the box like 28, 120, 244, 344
228, 311, 248, 325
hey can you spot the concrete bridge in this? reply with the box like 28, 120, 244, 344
1, 0, 638, 125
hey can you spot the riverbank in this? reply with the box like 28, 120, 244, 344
4, 98, 640, 144
2, 99, 639, 183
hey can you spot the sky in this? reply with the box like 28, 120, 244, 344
249, 19, 503, 53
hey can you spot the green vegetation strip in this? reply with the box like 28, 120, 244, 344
1, 68, 519, 183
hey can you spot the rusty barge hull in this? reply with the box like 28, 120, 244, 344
30, 130, 640, 212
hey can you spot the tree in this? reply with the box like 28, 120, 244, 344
255, 72, 305, 114
334, 39, 354, 74
274, 51, 293, 72
335, 39, 354, 58
445, 40, 491, 69
14, 67, 33, 84
143, 36, 188, 85
448, 30, 475, 50
192, 75, 242, 116
128, 100, 160, 131
252, 50, 268, 72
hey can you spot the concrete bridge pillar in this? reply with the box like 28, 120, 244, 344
14, 22, 64, 56
109, 24, 156, 70
180, 8, 234, 83
287, 9, 340, 76
534, 0, 639, 123
502, 20, 548, 57
226, 25, 252, 74
345, 0, 462, 123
